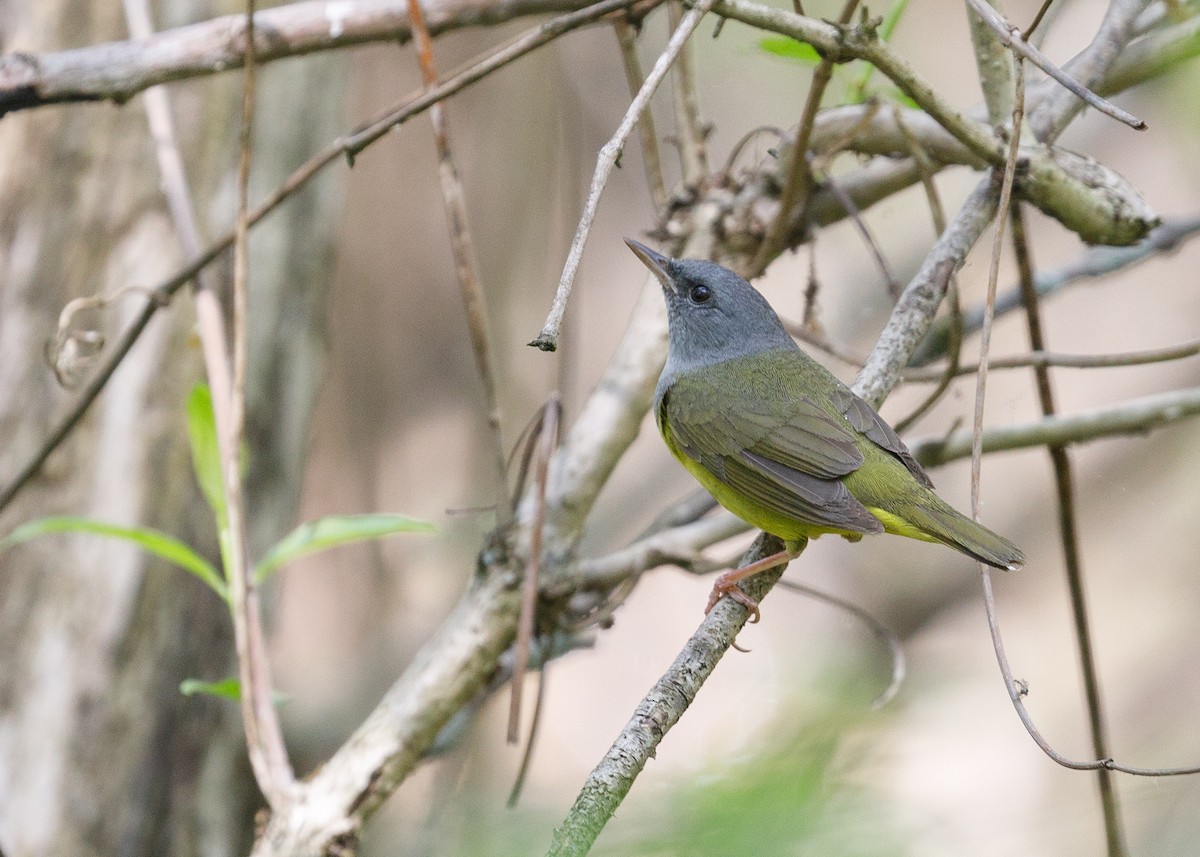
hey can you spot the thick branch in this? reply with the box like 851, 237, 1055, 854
0, 0, 624, 114
911, 387, 1200, 466
710, 0, 1158, 246
546, 536, 786, 857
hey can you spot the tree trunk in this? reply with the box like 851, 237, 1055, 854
0, 2, 345, 854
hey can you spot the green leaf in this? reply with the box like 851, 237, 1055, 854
2, 516, 226, 599
759, 36, 821, 64
882, 86, 920, 109
186, 384, 226, 523
255, 513, 435, 582
180, 677, 242, 699
179, 677, 291, 705
877, 0, 911, 42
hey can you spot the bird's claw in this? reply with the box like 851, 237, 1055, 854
704, 582, 762, 623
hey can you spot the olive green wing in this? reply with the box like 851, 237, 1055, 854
830, 387, 934, 488
660, 371, 885, 535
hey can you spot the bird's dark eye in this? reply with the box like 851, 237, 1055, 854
689, 284, 712, 304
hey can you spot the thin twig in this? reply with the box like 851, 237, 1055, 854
892, 108, 960, 434
508, 648, 552, 806
666, 0, 710, 187
405, 0, 509, 519
1023, 0, 1057, 40
0, 0, 648, 515
531, 0, 716, 351
965, 0, 1147, 130
810, 162, 900, 295
1033, 0, 1153, 143
0, 0, 635, 114
749, 0, 859, 277
904, 336, 1200, 382
509, 396, 561, 743
613, 17, 669, 210
912, 386, 1200, 466
958, 51, 1200, 788
120, 0, 293, 806
971, 53, 1021, 510
1010, 204, 1127, 857
226, 0, 296, 807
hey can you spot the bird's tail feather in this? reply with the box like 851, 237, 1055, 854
897, 498, 1026, 570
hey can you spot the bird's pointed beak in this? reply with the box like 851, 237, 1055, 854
624, 238, 677, 294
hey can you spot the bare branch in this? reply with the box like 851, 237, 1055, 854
613, 17, 669, 210
710, 0, 1158, 246
666, 0, 710, 187
1032, 0, 1154, 142
911, 386, 1200, 466
121, 0, 294, 805
854, 177, 999, 408
1009, 205, 1128, 857
905, 336, 1200, 382
532, 0, 717, 351
252, 570, 524, 856
406, 0, 510, 516
966, 0, 1015, 126
0, 0, 637, 114
546, 535, 789, 857
965, 0, 1147, 130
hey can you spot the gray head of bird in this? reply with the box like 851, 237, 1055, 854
625, 238, 796, 375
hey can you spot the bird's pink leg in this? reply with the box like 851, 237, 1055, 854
704, 546, 802, 621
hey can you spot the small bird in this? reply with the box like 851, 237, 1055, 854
626, 239, 1025, 618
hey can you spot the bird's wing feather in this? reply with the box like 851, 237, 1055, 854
666, 371, 864, 479
830, 388, 934, 488
661, 369, 883, 534
732, 450, 885, 533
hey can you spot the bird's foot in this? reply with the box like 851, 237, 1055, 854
704, 572, 762, 623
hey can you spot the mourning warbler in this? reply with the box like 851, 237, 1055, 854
626, 239, 1025, 617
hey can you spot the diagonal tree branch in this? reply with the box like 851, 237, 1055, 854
912, 386, 1200, 467
0, 0, 643, 114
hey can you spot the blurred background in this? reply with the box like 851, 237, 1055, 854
1, 0, 1198, 854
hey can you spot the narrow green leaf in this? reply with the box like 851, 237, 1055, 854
759, 36, 821, 64
2, 516, 226, 599
255, 513, 435, 582
878, 0, 912, 43
883, 87, 921, 109
180, 677, 242, 699
186, 384, 226, 523
179, 677, 291, 704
